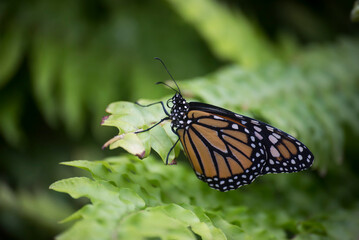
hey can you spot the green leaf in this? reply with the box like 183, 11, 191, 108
50, 177, 145, 209
102, 101, 180, 163
0, 23, 25, 88
0, 181, 72, 232
118, 207, 196, 240
30, 34, 64, 127
167, 0, 278, 68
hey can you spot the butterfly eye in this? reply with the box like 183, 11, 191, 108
167, 99, 173, 108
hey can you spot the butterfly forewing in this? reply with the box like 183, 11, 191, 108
178, 109, 267, 192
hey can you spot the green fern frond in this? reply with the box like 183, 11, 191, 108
0, 181, 72, 232
167, 0, 278, 68
50, 157, 231, 240
102, 101, 180, 162
51, 155, 359, 239
0, 23, 25, 88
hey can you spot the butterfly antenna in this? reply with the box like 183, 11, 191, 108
156, 81, 178, 92
154, 57, 181, 94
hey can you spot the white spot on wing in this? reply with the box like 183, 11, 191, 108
269, 135, 278, 144
266, 126, 274, 132
270, 146, 280, 157
255, 131, 263, 140
273, 133, 281, 139
232, 124, 239, 129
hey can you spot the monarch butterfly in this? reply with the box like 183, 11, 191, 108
136, 58, 314, 192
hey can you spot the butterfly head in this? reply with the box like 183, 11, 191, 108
169, 93, 189, 130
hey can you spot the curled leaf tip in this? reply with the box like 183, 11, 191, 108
101, 115, 109, 125
102, 135, 124, 149
169, 159, 177, 165
136, 150, 146, 159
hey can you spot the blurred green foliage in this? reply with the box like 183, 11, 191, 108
352, 0, 359, 21
1, 0, 359, 239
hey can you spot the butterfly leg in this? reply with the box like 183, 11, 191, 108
135, 101, 170, 116
134, 117, 170, 134
165, 138, 180, 165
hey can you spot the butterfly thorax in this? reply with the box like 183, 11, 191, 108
170, 93, 189, 131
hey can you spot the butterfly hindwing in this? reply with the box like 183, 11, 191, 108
236, 115, 314, 174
